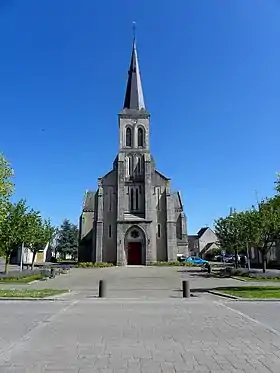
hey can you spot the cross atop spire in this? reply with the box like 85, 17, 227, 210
132, 21, 136, 41
123, 34, 145, 111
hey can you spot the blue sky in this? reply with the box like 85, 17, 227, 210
0, 0, 279, 233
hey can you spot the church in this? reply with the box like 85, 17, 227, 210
78, 39, 189, 265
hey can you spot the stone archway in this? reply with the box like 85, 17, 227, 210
125, 226, 146, 265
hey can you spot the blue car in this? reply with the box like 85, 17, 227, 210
185, 256, 209, 266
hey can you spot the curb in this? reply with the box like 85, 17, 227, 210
208, 290, 239, 300
208, 290, 280, 302
231, 276, 248, 282
0, 297, 67, 301
0, 290, 71, 302
231, 276, 280, 283
45, 290, 74, 300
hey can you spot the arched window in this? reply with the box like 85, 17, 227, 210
126, 127, 132, 147
137, 128, 144, 147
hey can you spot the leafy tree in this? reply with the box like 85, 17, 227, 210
0, 200, 28, 273
275, 173, 280, 194
0, 153, 14, 225
55, 219, 78, 260
204, 247, 221, 261
27, 217, 55, 270
253, 197, 280, 273
0, 198, 55, 272
233, 209, 259, 271
215, 212, 243, 268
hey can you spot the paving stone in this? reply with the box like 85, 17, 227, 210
0, 268, 280, 372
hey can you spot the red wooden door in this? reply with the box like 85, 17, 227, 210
127, 242, 142, 265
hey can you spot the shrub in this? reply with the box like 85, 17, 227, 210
219, 267, 243, 277
239, 273, 280, 280
204, 248, 220, 261
76, 262, 114, 268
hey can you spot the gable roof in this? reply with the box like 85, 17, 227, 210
155, 170, 170, 181
200, 242, 218, 254
197, 227, 208, 238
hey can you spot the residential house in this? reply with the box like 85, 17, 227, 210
10, 243, 52, 265
188, 227, 219, 257
250, 241, 280, 268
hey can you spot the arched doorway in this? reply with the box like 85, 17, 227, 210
125, 226, 145, 265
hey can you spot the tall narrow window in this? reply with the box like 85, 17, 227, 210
109, 188, 112, 211
130, 187, 141, 211
135, 188, 139, 210
129, 156, 133, 176
156, 187, 161, 210
135, 156, 141, 175
138, 128, 144, 147
139, 155, 144, 174
126, 127, 132, 147
130, 188, 134, 210
125, 156, 131, 177
108, 224, 112, 238
134, 155, 144, 175
157, 224, 161, 238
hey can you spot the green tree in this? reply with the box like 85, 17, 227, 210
253, 197, 280, 273
0, 200, 28, 273
55, 219, 78, 260
234, 209, 259, 271
27, 217, 55, 270
0, 153, 14, 225
215, 212, 244, 268
275, 173, 280, 194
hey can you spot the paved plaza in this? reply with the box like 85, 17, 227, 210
0, 267, 280, 372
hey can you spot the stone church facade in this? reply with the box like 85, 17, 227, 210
79, 40, 189, 265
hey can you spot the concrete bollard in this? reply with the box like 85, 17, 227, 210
99, 280, 106, 298
207, 263, 211, 274
182, 280, 190, 298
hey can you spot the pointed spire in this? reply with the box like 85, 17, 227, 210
123, 33, 145, 111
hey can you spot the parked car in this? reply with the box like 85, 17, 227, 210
224, 254, 240, 264
185, 256, 209, 266
177, 254, 187, 263
214, 255, 223, 262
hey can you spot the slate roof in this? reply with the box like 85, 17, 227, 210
123, 40, 145, 110
197, 227, 209, 238
82, 191, 95, 212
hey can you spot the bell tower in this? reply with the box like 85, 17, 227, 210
119, 39, 150, 153
115, 33, 157, 266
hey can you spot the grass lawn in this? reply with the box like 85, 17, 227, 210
0, 273, 46, 283
220, 286, 280, 299
0, 289, 67, 298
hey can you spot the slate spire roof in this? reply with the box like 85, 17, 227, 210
123, 39, 145, 110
